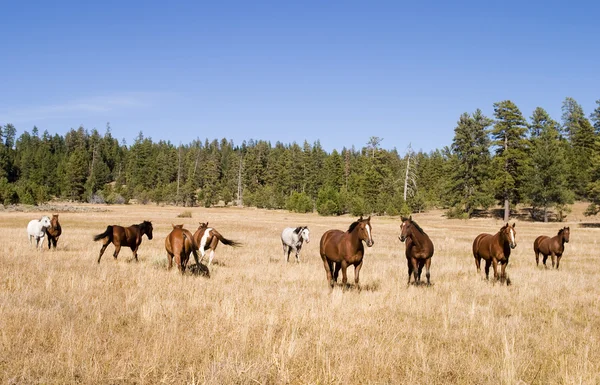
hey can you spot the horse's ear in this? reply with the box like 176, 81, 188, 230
359, 216, 363, 221
512, 223, 516, 228
409, 215, 412, 221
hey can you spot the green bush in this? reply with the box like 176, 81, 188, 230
316, 187, 342, 216
286, 191, 313, 213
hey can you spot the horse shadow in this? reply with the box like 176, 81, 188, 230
334, 281, 380, 292
408, 281, 435, 288
187, 263, 210, 278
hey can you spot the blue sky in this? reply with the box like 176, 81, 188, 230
1, 1, 599, 154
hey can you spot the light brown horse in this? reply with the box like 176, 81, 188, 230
45, 214, 62, 249
193, 222, 242, 265
165, 224, 201, 274
472, 223, 516, 284
320, 216, 374, 288
534, 227, 570, 269
94, 221, 153, 263
399, 216, 434, 285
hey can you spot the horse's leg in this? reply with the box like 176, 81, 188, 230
208, 250, 215, 266
113, 245, 122, 260
333, 262, 341, 282
474, 254, 481, 274
411, 257, 419, 285
283, 244, 289, 262
52, 237, 58, 249
47, 235, 52, 250
417, 259, 425, 284
322, 258, 334, 288
295, 245, 302, 263
425, 258, 431, 286
557, 254, 562, 269
97, 242, 109, 263
492, 258, 500, 283
407, 257, 413, 285
501, 262, 509, 285
340, 260, 349, 286
535, 250, 540, 266
542, 254, 548, 268
551, 252, 557, 269
354, 260, 363, 289
484, 259, 491, 280
167, 252, 174, 270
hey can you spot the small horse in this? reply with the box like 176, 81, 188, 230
27, 216, 52, 251
472, 223, 516, 284
165, 224, 201, 274
94, 221, 153, 263
534, 227, 570, 269
281, 226, 310, 263
45, 214, 62, 249
320, 216, 374, 288
399, 216, 434, 285
193, 222, 242, 265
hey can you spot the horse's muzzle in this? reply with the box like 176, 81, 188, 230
399, 236, 406, 242
510, 243, 516, 249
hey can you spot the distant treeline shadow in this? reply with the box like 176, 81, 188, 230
579, 223, 600, 228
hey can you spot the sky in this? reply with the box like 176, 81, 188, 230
1, 0, 599, 154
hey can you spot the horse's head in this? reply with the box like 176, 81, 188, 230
40, 216, 51, 228
300, 226, 310, 243
142, 220, 153, 239
399, 216, 413, 242
501, 223, 516, 249
560, 227, 570, 243
198, 222, 209, 230
172, 224, 184, 229
351, 216, 373, 247
51, 214, 59, 227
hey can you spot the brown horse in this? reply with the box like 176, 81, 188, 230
45, 214, 62, 249
534, 227, 570, 269
165, 224, 201, 274
193, 222, 242, 265
320, 216, 374, 288
399, 216, 434, 285
94, 221, 153, 263
472, 223, 516, 284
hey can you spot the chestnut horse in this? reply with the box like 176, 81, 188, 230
45, 214, 62, 249
94, 221, 153, 263
165, 224, 201, 274
193, 222, 242, 265
472, 223, 516, 284
534, 227, 570, 269
399, 216, 434, 285
320, 216, 374, 288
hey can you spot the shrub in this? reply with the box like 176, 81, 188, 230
286, 191, 313, 213
177, 211, 192, 218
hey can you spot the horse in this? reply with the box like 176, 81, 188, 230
27, 216, 52, 251
281, 226, 310, 263
193, 222, 242, 265
399, 216, 434, 285
320, 216, 374, 289
472, 223, 516, 285
534, 227, 570, 269
165, 224, 201, 274
94, 221, 153, 263
45, 214, 62, 249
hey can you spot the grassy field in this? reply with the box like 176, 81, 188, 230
1, 204, 599, 384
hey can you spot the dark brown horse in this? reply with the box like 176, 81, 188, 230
320, 216, 374, 288
399, 216, 434, 285
472, 223, 516, 284
193, 222, 242, 265
534, 227, 570, 269
94, 221, 153, 263
165, 224, 201, 274
45, 214, 62, 249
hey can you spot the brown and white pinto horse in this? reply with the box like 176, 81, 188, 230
534, 227, 570, 269
94, 221, 153, 263
472, 223, 516, 285
399, 216, 434, 285
45, 214, 62, 249
165, 224, 201, 274
320, 216, 374, 289
193, 222, 242, 265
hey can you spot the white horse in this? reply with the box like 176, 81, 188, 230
281, 226, 310, 263
27, 216, 52, 251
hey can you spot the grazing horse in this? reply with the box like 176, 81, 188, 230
165, 224, 201, 274
193, 222, 242, 265
281, 226, 310, 263
472, 223, 516, 284
27, 216, 52, 251
45, 214, 62, 249
399, 216, 434, 285
534, 227, 570, 269
94, 221, 153, 263
320, 216, 374, 288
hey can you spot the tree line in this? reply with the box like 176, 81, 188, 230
1, 97, 599, 221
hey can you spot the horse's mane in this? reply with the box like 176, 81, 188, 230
294, 226, 306, 234
410, 220, 426, 235
347, 220, 361, 233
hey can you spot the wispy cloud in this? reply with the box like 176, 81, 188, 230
0, 92, 164, 123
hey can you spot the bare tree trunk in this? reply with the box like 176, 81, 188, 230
504, 199, 510, 222
176, 146, 181, 205
544, 205, 548, 223
236, 155, 243, 206
404, 155, 410, 201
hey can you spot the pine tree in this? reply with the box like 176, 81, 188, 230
491, 100, 529, 221
591, 99, 600, 134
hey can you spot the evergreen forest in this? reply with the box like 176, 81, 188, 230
2, 97, 600, 222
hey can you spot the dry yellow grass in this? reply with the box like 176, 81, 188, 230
1, 204, 600, 384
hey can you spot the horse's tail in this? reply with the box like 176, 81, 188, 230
212, 230, 242, 248
93, 226, 113, 242
183, 231, 201, 264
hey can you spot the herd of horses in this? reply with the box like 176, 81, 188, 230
26, 213, 571, 287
